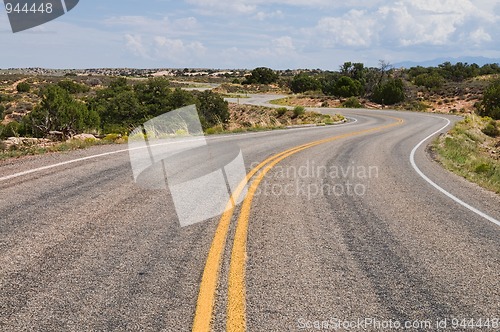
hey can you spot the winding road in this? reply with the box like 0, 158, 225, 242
0, 96, 499, 331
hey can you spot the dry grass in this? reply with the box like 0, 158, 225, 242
433, 115, 500, 193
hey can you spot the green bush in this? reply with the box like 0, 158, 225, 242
475, 163, 491, 174
276, 107, 288, 117
103, 133, 123, 142
482, 120, 500, 137
2, 121, 20, 138
477, 80, 500, 120
244, 67, 278, 85
57, 80, 90, 94
333, 76, 363, 98
0, 94, 14, 103
292, 106, 305, 118
414, 73, 444, 89
290, 74, 321, 93
342, 97, 363, 108
205, 125, 225, 135
196, 90, 230, 129
27, 85, 100, 137
406, 101, 430, 112
16, 82, 30, 93
371, 78, 405, 105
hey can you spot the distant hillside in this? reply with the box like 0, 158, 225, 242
394, 56, 500, 68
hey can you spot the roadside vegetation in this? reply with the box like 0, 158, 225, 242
433, 115, 500, 193
1, 63, 500, 188
0, 73, 344, 159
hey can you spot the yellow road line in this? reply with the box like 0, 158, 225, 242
192, 142, 330, 332
193, 116, 404, 332
226, 117, 404, 332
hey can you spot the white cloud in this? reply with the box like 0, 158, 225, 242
107, 15, 205, 65
305, 0, 498, 50
215, 36, 300, 68
125, 34, 152, 59
314, 10, 377, 47
154, 37, 207, 61
376, 0, 495, 46
468, 28, 492, 45
123, 34, 207, 65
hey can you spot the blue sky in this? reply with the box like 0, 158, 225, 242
1, 0, 499, 69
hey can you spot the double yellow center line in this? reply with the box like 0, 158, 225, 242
192, 116, 404, 332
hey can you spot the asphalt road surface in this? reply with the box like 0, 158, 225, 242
0, 96, 499, 331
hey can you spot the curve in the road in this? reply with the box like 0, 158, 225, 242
410, 116, 500, 227
192, 115, 405, 332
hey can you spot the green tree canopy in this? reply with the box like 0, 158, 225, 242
290, 74, 321, 93
57, 80, 90, 94
413, 73, 444, 90
134, 77, 173, 117
333, 76, 363, 98
16, 82, 30, 93
244, 67, 279, 85
371, 78, 405, 105
477, 80, 500, 120
340, 62, 366, 82
195, 90, 230, 129
26, 85, 99, 137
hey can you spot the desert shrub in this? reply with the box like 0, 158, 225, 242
290, 74, 321, 93
103, 133, 122, 142
482, 120, 499, 137
205, 125, 225, 135
342, 97, 363, 108
196, 90, 230, 129
475, 163, 491, 174
414, 73, 444, 89
276, 107, 288, 117
27, 85, 100, 137
406, 101, 430, 112
371, 78, 405, 105
0, 94, 14, 103
477, 80, 500, 120
292, 106, 305, 118
2, 121, 20, 138
86, 78, 102, 87
16, 82, 30, 93
244, 67, 278, 85
333, 76, 362, 98
57, 80, 90, 94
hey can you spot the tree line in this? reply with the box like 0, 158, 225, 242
2, 77, 229, 139
286, 62, 406, 105
242, 62, 499, 118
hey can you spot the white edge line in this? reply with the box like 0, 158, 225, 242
410, 116, 500, 227
0, 117, 358, 183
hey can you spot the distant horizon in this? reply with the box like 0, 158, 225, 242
1, 55, 499, 72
